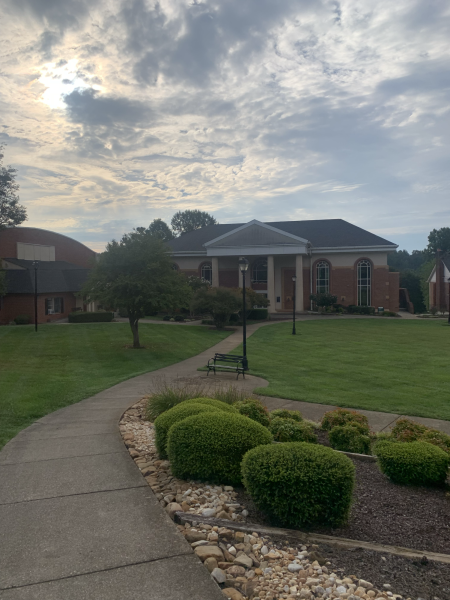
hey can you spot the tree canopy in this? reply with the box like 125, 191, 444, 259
427, 227, 450, 255
82, 231, 191, 347
147, 218, 174, 241
0, 145, 27, 230
171, 209, 217, 236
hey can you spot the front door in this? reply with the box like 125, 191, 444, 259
282, 268, 295, 310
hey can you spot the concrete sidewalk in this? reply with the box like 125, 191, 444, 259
1, 319, 449, 599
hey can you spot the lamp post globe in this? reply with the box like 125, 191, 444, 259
292, 275, 297, 335
238, 257, 249, 370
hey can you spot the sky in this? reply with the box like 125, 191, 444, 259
1, 0, 449, 252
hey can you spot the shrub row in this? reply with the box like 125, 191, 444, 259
68, 311, 114, 323
270, 418, 317, 444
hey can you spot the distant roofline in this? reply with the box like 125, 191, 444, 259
0, 226, 97, 254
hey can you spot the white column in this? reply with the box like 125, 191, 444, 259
267, 255, 276, 313
211, 257, 219, 287
295, 254, 304, 312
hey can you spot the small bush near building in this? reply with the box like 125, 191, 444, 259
242, 442, 355, 528
235, 398, 271, 427
247, 308, 269, 320
174, 315, 184, 322
321, 408, 370, 434
167, 412, 273, 485
329, 424, 371, 455
270, 417, 317, 443
68, 311, 114, 323
154, 402, 220, 458
388, 418, 450, 455
14, 314, 31, 325
375, 440, 449, 486
270, 409, 303, 422
347, 305, 376, 315
163, 315, 172, 321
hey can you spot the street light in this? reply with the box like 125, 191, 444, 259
32, 261, 39, 332
239, 257, 249, 371
292, 275, 297, 335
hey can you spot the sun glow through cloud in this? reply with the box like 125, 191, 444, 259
38, 59, 101, 110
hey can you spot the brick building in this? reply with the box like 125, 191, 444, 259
0, 227, 97, 325
168, 219, 400, 314
428, 253, 450, 312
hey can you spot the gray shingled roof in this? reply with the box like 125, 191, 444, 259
168, 219, 397, 253
3, 259, 90, 294
442, 255, 450, 271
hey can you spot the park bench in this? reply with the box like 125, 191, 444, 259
207, 353, 246, 379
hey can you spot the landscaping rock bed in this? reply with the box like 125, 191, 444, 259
119, 400, 450, 600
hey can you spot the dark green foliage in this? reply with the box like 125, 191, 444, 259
154, 402, 220, 458
375, 441, 449, 486
399, 271, 426, 313
235, 398, 271, 427
389, 418, 450, 455
182, 397, 237, 413
167, 412, 273, 485
388, 249, 427, 272
118, 307, 128, 317
270, 409, 303, 422
146, 218, 174, 241
163, 315, 172, 321
242, 443, 355, 527
329, 425, 371, 455
171, 209, 217, 236
427, 228, 450, 255
321, 408, 369, 434
270, 417, 317, 443
380, 311, 397, 317
310, 292, 338, 307
247, 308, 269, 320
191, 287, 241, 329
0, 270, 6, 297
14, 314, 30, 325
347, 305, 375, 315
68, 311, 114, 323
174, 315, 184, 322
421, 429, 450, 455
0, 144, 27, 229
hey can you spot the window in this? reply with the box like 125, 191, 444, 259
357, 260, 371, 306
316, 261, 329, 294
201, 262, 212, 283
252, 258, 268, 283
45, 297, 64, 315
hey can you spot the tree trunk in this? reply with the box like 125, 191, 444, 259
129, 316, 141, 348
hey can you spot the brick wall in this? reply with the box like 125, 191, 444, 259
0, 228, 96, 268
0, 292, 78, 325
219, 269, 239, 287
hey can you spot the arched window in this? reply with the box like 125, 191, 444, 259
252, 258, 267, 283
201, 262, 212, 283
316, 261, 329, 294
357, 260, 371, 306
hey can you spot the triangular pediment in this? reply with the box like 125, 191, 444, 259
204, 220, 309, 248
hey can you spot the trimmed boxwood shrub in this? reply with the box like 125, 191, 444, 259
154, 402, 220, 458
68, 311, 114, 323
390, 418, 427, 442
329, 425, 371, 455
321, 408, 369, 434
270, 417, 317, 443
248, 308, 268, 320
14, 314, 31, 325
375, 440, 450, 486
235, 398, 270, 427
242, 443, 355, 527
167, 412, 273, 485
182, 397, 237, 413
270, 409, 303, 423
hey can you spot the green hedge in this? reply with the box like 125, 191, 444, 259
14, 314, 31, 325
154, 402, 220, 458
321, 408, 369, 434
182, 397, 237, 413
375, 440, 450, 486
242, 443, 355, 527
235, 398, 271, 427
269, 417, 317, 443
167, 412, 273, 485
270, 409, 303, 422
68, 311, 114, 323
247, 308, 268, 320
329, 425, 371, 455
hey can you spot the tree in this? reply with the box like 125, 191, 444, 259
171, 210, 217, 236
399, 271, 426, 313
310, 292, 337, 308
82, 231, 191, 348
147, 218, 174, 241
191, 286, 241, 329
241, 287, 270, 317
0, 145, 27, 229
427, 228, 450, 256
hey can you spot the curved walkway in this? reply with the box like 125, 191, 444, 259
1, 320, 449, 599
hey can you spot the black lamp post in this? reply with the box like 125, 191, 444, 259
292, 275, 297, 335
239, 257, 249, 371
32, 261, 39, 332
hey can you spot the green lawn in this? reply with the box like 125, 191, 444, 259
0, 323, 230, 449
234, 320, 450, 421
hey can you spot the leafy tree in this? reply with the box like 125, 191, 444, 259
399, 271, 426, 313
147, 218, 174, 241
388, 249, 427, 272
241, 287, 270, 317
427, 228, 450, 256
171, 209, 217, 236
0, 145, 27, 230
186, 275, 211, 292
82, 231, 191, 348
191, 286, 241, 329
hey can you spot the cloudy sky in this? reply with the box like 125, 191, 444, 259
1, 0, 449, 251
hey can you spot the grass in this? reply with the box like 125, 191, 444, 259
0, 323, 231, 449
232, 320, 450, 421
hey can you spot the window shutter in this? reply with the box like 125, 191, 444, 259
45, 299, 50, 315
